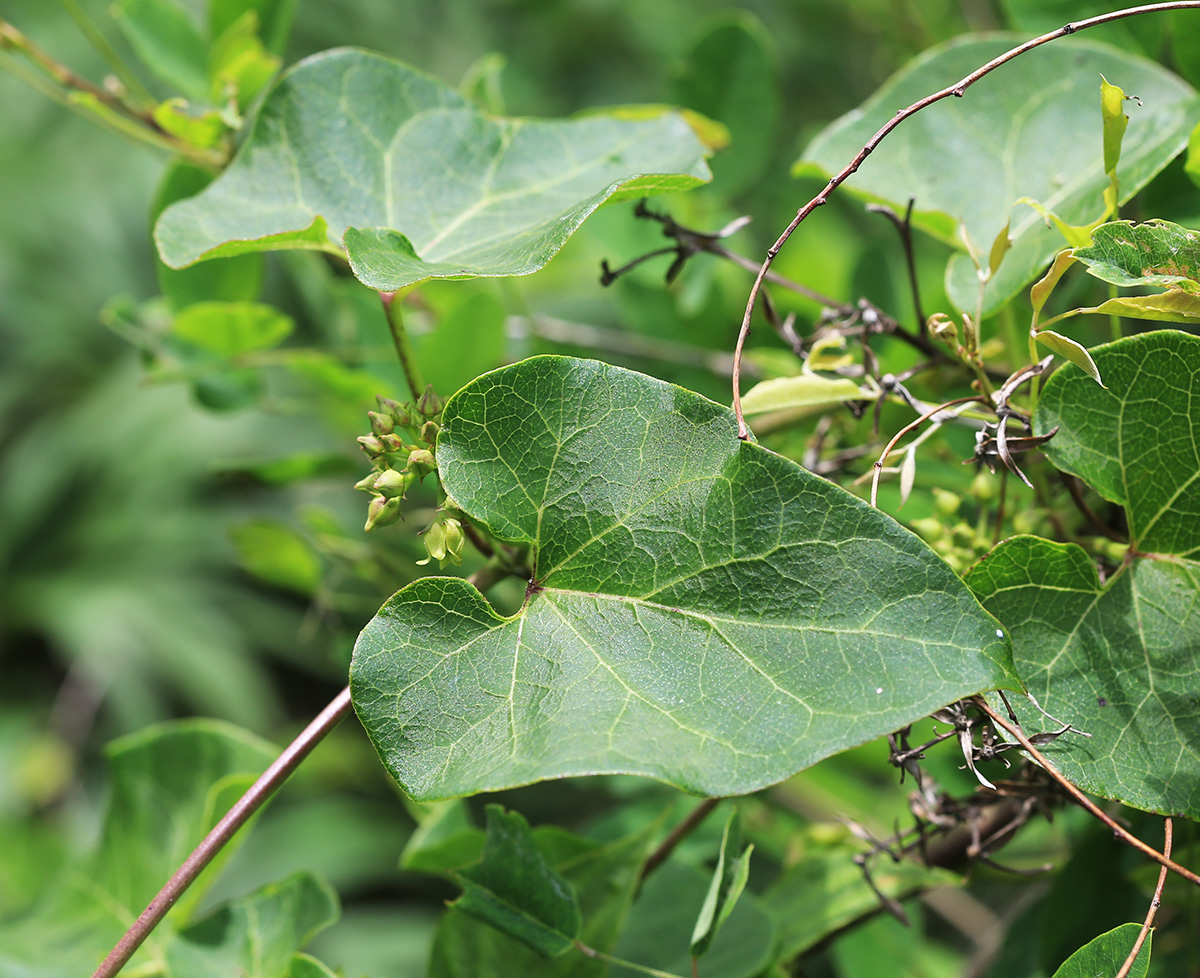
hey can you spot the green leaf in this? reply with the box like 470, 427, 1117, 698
1083, 290, 1200, 324
609, 861, 775, 978
967, 332, 1200, 818
155, 50, 711, 290
795, 37, 1198, 316
151, 161, 264, 312
1033, 330, 1104, 387
670, 12, 779, 198
1037, 331, 1200, 555
209, 0, 298, 56
1100, 75, 1130, 178
690, 810, 752, 958
1073, 219, 1200, 293
764, 842, 959, 961
229, 519, 323, 595
451, 806, 581, 957
174, 301, 293, 356
165, 872, 339, 978
0, 721, 276, 975
401, 800, 485, 874
153, 98, 228, 149
430, 822, 654, 978
350, 356, 1016, 800
1029, 249, 1077, 322
208, 11, 282, 108
112, 0, 209, 100
739, 374, 873, 416
1051, 923, 1149, 978
416, 291, 508, 398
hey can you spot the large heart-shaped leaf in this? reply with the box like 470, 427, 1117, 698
155, 49, 711, 291
350, 357, 1015, 800
795, 37, 1197, 316
967, 331, 1200, 818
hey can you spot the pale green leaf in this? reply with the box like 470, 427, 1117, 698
690, 810, 752, 958
112, 0, 208, 99
166, 872, 339, 978
738, 374, 872, 416
155, 50, 711, 290
610, 861, 775, 978
1073, 219, 1200, 293
1087, 290, 1200, 324
451, 806, 581, 957
209, 0, 297, 55
229, 519, 322, 595
350, 357, 1016, 800
1100, 74, 1130, 177
1051, 923, 1149, 978
1029, 249, 1077, 321
174, 301, 293, 356
795, 37, 1198, 316
1033, 330, 1104, 387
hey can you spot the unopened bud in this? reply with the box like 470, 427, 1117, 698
408, 448, 436, 477
354, 472, 379, 492
368, 411, 394, 436
357, 434, 384, 457
969, 470, 997, 502
373, 467, 415, 499
419, 420, 440, 445
379, 433, 405, 453
365, 494, 403, 531
417, 384, 443, 419
932, 488, 961, 517
377, 396, 410, 427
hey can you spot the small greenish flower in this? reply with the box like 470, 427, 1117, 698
365, 494, 403, 531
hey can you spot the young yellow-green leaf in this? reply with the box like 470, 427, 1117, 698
155, 50, 711, 290
229, 519, 322, 595
451, 806, 581, 958
1100, 75, 1130, 177
1029, 249, 1077, 322
967, 331, 1200, 818
691, 810, 753, 958
173, 301, 293, 356
350, 357, 1016, 800
1073, 220, 1200, 293
796, 37, 1198, 317
209, 0, 297, 56
165, 872, 339, 978
1051, 923, 1149, 978
739, 374, 872, 416
1034, 330, 1104, 387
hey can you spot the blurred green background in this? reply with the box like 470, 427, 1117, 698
3, 1, 1198, 975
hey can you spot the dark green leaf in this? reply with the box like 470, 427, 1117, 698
174, 301, 294, 356
351, 357, 1015, 800
670, 12, 779, 198
1051, 923, 1149, 978
451, 806, 581, 957
609, 861, 775, 978
166, 872, 339, 978
155, 50, 711, 290
968, 537, 1200, 818
1037, 331, 1200, 555
430, 822, 654, 978
691, 809, 752, 957
1073, 220, 1200, 293
401, 800, 485, 874
112, 0, 209, 99
796, 38, 1198, 316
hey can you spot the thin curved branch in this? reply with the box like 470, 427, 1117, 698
91, 687, 354, 978
1115, 818, 1171, 978
731, 1, 1200, 439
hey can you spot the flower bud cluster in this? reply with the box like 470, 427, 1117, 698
354, 388, 443, 532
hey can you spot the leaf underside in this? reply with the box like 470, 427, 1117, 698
351, 357, 1015, 800
969, 331, 1200, 819
154, 49, 711, 290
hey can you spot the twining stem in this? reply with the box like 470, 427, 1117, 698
575, 941, 688, 978
730, 0, 1200, 439
57, 0, 154, 106
91, 687, 353, 978
869, 396, 985, 507
640, 797, 722, 882
379, 291, 427, 398
1115, 818, 1172, 978
974, 697, 1200, 888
